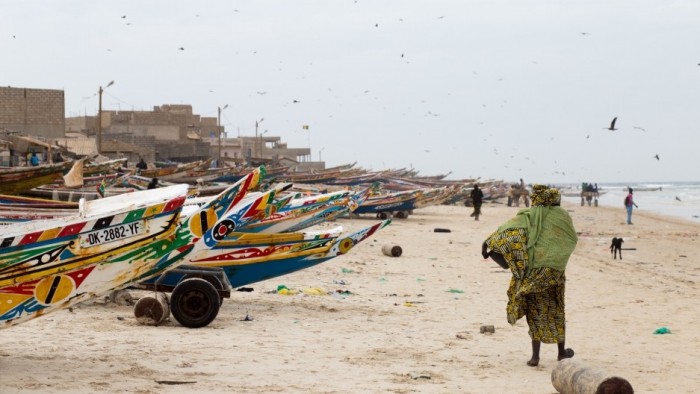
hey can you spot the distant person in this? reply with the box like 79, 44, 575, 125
481, 185, 577, 367
53, 152, 64, 163
470, 184, 484, 221
29, 152, 39, 166
136, 158, 148, 171
147, 178, 158, 190
519, 178, 525, 189
624, 188, 638, 225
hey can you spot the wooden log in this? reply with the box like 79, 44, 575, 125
551, 359, 634, 394
381, 244, 403, 257
479, 325, 495, 333
133, 293, 170, 326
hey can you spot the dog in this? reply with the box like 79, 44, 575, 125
610, 237, 624, 259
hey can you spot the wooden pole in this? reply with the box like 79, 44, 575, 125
551, 359, 634, 394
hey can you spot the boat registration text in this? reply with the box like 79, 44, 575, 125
80, 222, 144, 247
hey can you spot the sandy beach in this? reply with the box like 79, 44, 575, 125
2, 201, 699, 393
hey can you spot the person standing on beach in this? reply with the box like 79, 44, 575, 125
470, 184, 484, 221
624, 188, 638, 225
481, 185, 577, 366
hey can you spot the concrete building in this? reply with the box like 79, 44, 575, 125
0, 86, 65, 138
1, 87, 324, 171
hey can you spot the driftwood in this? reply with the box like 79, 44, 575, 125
381, 244, 403, 257
551, 359, 634, 394
133, 293, 170, 326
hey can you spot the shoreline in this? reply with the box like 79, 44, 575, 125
2, 201, 698, 393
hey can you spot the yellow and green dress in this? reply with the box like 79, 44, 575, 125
484, 205, 577, 343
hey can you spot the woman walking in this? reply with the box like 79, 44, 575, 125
481, 185, 577, 366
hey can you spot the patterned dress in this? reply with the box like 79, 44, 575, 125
485, 227, 566, 343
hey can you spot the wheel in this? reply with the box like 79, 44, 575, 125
395, 211, 408, 219
183, 274, 224, 305
378, 212, 390, 220
170, 278, 220, 328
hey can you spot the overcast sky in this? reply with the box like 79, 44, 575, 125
3, 1, 699, 183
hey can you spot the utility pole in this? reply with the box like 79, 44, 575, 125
217, 104, 228, 167
255, 118, 264, 160
97, 80, 114, 154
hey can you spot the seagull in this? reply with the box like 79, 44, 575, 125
633, 126, 646, 132
606, 117, 618, 131
178, 47, 184, 51
653, 154, 660, 160
292, 99, 300, 103
675, 196, 682, 202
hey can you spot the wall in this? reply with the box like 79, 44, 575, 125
0, 86, 65, 138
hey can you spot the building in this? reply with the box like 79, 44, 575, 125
0, 86, 65, 138
2, 86, 324, 171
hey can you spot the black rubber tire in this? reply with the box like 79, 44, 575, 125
170, 278, 220, 328
395, 211, 408, 219
378, 212, 390, 220
182, 274, 225, 305
434, 228, 451, 233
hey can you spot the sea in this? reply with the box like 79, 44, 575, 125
558, 182, 700, 224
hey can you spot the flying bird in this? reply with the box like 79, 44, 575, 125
178, 47, 184, 51
606, 117, 618, 131
675, 196, 682, 202
292, 99, 300, 103
653, 154, 660, 160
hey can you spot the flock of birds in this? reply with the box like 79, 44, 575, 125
605, 116, 660, 161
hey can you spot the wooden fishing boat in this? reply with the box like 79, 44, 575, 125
21, 186, 138, 202
0, 184, 190, 328
0, 162, 73, 195
166, 167, 230, 184
235, 189, 370, 234
139, 159, 211, 180
353, 190, 422, 218
0, 206, 78, 223
83, 158, 127, 176
0, 194, 78, 209
0, 167, 268, 329
189, 220, 389, 287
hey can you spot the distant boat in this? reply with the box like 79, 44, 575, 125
623, 186, 662, 192
0, 162, 73, 195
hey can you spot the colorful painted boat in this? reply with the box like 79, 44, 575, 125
0, 184, 190, 328
237, 189, 370, 234
0, 166, 268, 329
147, 219, 391, 289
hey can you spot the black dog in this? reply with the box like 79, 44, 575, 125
610, 237, 624, 259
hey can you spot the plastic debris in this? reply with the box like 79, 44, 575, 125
341, 268, 354, 274
654, 326, 672, 335
302, 287, 327, 296
447, 288, 464, 293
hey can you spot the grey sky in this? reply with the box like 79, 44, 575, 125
3, 1, 699, 183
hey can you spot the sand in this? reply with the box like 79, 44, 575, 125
2, 201, 699, 393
